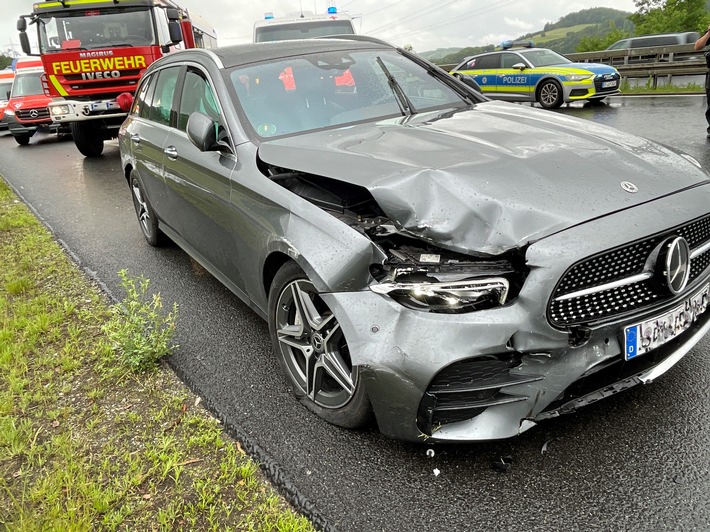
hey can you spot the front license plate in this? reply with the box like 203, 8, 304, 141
602, 80, 618, 88
624, 284, 710, 360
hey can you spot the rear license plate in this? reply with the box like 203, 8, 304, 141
624, 284, 710, 360
602, 80, 617, 88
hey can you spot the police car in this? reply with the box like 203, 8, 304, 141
450, 41, 621, 109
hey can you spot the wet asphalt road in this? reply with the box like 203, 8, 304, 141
2, 95, 710, 531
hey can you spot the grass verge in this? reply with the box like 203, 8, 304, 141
0, 177, 314, 531
619, 78, 705, 94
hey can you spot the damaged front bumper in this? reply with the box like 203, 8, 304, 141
322, 185, 710, 442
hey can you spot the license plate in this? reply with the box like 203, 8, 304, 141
602, 80, 617, 88
89, 101, 120, 112
624, 284, 710, 360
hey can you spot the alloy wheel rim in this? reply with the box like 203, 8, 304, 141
275, 279, 355, 409
131, 182, 151, 236
541, 83, 558, 106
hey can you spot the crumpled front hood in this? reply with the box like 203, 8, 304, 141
258, 101, 709, 255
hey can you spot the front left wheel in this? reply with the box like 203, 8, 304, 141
268, 262, 373, 429
71, 121, 104, 157
537, 79, 563, 109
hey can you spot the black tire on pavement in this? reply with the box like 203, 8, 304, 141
268, 261, 373, 429
14, 135, 31, 146
130, 170, 166, 247
537, 79, 564, 109
71, 121, 104, 157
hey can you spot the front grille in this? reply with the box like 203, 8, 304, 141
594, 73, 621, 93
416, 356, 541, 434
16, 108, 50, 120
549, 214, 710, 327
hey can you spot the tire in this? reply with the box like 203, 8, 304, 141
537, 79, 563, 109
14, 135, 31, 146
71, 121, 104, 157
268, 261, 373, 429
130, 170, 165, 247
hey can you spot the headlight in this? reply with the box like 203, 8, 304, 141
51, 105, 70, 115
4, 109, 15, 116
566, 74, 593, 82
370, 278, 509, 313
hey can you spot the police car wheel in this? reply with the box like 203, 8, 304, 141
537, 80, 563, 109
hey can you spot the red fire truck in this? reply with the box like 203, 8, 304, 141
17, 0, 210, 157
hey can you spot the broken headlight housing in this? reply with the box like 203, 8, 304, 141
371, 277, 509, 312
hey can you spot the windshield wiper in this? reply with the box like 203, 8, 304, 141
400, 48, 479, 106
375, 56, 415, 116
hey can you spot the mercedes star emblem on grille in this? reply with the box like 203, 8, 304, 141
29, 109, 39, 119
659, 236, 691, 295
620, 181, 638, 193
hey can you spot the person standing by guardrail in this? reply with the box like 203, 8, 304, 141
694, 27, 710, 138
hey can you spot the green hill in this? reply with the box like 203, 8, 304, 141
427, 7, 634, 66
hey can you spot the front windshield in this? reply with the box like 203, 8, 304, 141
37, 7, 156, 52
520, 49, 571, 67
11, 72, 44, 98
230, 49, 467, 138
0, 81, 12, 101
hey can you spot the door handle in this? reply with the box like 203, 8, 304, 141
164, 146, 178, 160
130, 133, 141, 144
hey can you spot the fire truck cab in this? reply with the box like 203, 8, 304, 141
17, 0, 195, 157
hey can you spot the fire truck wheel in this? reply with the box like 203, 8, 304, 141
14, 135, 31, 146
71, 122, 104, 157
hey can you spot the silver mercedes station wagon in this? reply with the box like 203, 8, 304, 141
119, 36, 710, 442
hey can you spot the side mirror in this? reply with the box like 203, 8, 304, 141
168, 21, 183, 44
19, 32, 31, 55
166, 8, 180, 21
512, 62, 527, 71
187, 112, 217, 152
17, 17, 27, 32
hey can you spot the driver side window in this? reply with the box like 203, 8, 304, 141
177, 68, 221, 131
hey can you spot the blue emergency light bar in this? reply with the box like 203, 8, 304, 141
264, 12, 274, 19
501, 40, 534, 50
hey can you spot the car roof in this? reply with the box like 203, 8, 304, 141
158, 38, 392, 70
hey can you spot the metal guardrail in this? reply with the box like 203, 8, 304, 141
439, 44, 708, 89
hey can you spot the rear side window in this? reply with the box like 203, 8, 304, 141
131, 73, 155, 118
147, 67, 181, 126
469, 55, 498, 69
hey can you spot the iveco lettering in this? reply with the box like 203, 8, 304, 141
119, 36, 710, 442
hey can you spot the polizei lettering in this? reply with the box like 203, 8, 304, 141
51, 56, 147, 76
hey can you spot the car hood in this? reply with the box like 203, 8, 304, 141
258, 101, 709, 256
563, 62, 618, 75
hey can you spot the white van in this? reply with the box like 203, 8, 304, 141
253, 9, 355, 42
607, 32, 700, 50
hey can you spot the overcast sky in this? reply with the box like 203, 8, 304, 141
1, 0, 637, 56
